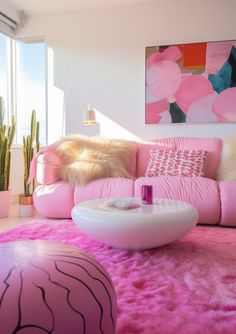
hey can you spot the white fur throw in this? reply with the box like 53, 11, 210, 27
53, 135, 137, 186
216, 136, 236, 181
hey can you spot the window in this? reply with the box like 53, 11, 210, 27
0, 32, 46, 145
0, 32, 10, 124
16, 41, 46, 144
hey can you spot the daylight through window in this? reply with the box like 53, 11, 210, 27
0, 32, 46, 145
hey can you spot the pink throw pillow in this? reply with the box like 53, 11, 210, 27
145, 149, 207, 177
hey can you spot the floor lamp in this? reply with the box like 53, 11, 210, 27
62, 83, 97, 136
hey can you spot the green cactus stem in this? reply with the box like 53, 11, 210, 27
23, 110, 40, 196
0, 97, 16, 191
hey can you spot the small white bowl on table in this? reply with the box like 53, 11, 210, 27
71, 198, 198, 250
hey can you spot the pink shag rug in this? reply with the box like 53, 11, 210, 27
1, 220, 236, 334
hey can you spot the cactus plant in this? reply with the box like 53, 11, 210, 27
0, 97, 16, 191
22, 110, 40, 197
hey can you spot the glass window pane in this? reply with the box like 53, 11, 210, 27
0, 32, 10, 124
16, 41, 46, 144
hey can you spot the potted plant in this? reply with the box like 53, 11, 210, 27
19, 110, 40, 217
0, 97, 16, 217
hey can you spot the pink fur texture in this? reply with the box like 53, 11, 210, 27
1, 221, 236, 334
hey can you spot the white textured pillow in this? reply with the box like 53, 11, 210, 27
217, 136, 236, 181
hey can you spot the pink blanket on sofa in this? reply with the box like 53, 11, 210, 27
1, 220, 236, 334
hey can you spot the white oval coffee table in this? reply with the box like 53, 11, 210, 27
71, 198, 198, 250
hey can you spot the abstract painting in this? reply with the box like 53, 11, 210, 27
145, 40, 236, 124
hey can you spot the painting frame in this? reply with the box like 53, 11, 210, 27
145, 39, 236, 124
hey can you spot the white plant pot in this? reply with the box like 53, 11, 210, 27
18, 195, 34, 217
19, 204, 34, 217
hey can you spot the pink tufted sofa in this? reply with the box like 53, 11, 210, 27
33, 137, 236, 227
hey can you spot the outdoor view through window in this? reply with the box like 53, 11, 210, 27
0, 32, 46, 144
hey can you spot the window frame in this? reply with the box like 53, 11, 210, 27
0, 32, 48, 146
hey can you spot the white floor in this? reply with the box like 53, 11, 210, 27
0, 204, 42, 233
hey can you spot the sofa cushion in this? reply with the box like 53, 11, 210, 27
136, 137, 222, 180
145, 149, 207, 177
135, 176, 220, 225
217, 136, 236, 181
74, 177, 134, 204
218, 181, 236, 226
33, 181, 74, 218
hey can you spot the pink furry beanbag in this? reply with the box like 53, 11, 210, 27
0, 240, 117, 334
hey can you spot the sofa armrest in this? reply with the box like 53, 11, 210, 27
219, 181, 236, 226
30, 147, 62, 185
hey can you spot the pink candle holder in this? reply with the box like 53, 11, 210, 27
141, 185, 153, 204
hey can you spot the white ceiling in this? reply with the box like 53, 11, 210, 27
4, 0, 159, 15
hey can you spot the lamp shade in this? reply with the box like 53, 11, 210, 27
83, 104, 97, 125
